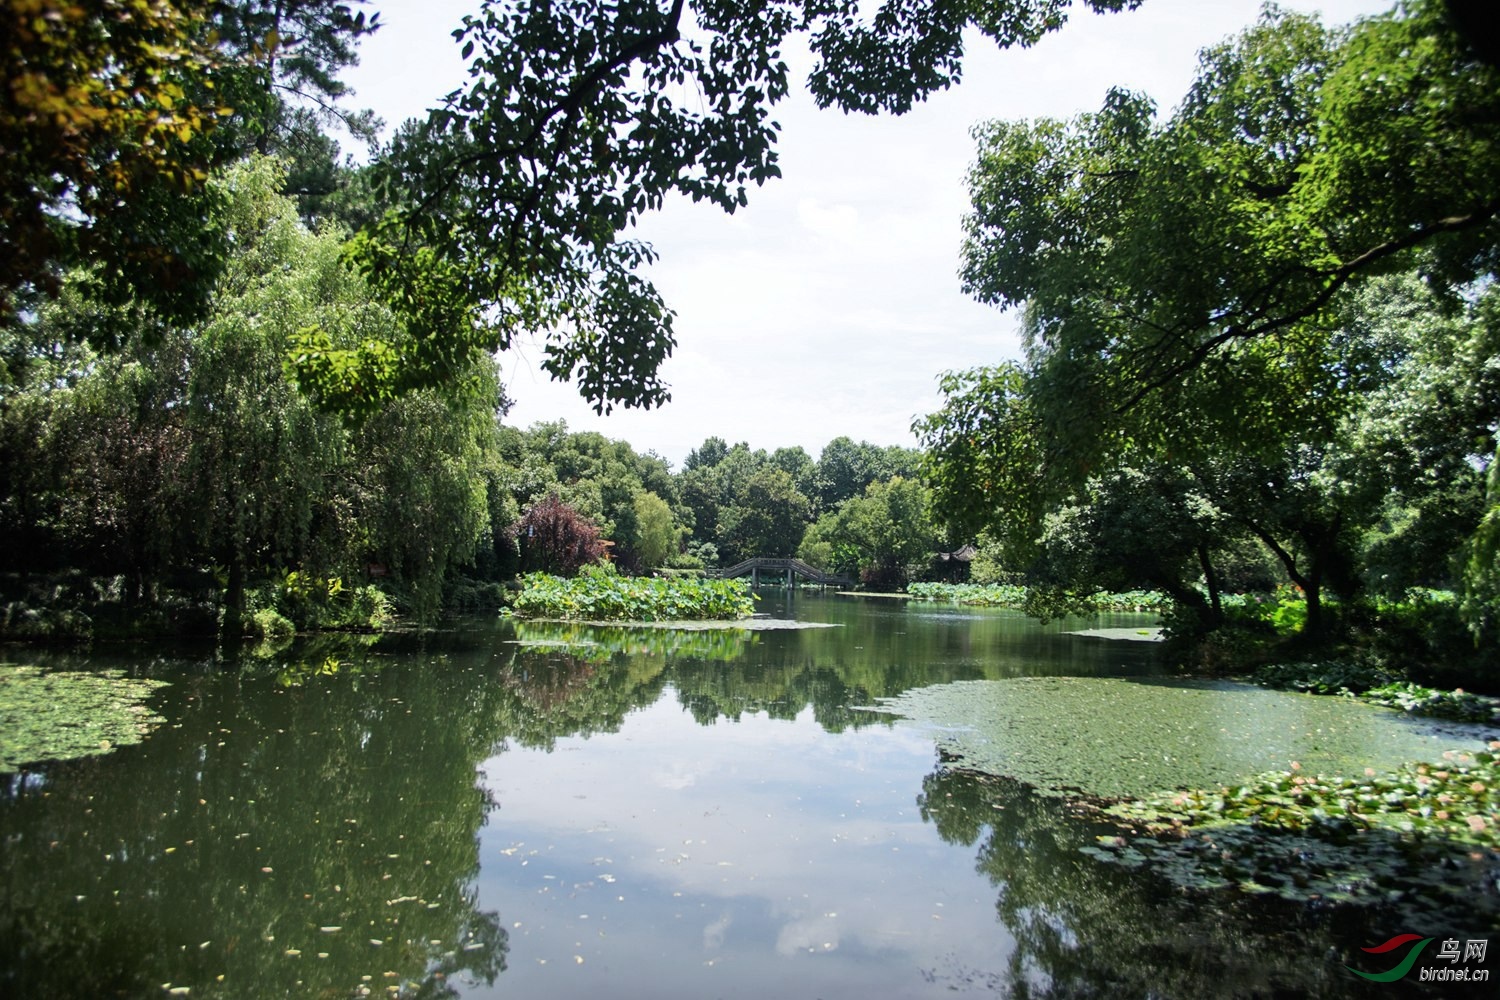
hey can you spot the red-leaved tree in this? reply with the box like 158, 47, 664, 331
510, 493, 607, 576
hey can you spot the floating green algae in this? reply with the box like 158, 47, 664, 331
0, 665, 169, 771
875, 677, 1492, 798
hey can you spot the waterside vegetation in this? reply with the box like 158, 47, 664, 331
1082, 745, 1500, 922
509, 565, 756, 623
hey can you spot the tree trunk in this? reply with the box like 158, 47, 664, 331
223, 556, 245, 640
1303, 578, 1324, 637
1197, 543, 1223, 626
1240, 522, 1325, 637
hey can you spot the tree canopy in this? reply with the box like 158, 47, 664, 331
289, 0, 1148, 414
929, 0, 1500, 639
1, 0, 231, 329
960, 0, 1500, 460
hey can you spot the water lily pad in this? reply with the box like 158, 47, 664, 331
0, 665, 169, 771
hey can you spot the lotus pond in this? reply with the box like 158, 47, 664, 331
2, 592, 1496, 998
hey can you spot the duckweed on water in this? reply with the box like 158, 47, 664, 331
881, 677, 1499, 919
0, 665, 169, 771
877, 677, 1490, 799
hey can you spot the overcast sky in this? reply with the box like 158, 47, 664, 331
343, 0, 1391, 469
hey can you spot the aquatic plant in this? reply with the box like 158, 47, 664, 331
906, 581, 1027, 607
905, 582, 1167, 616
1360, 681, 1500, 723
1251, 662, 1500, 722
0, 665, 168, 770
1083, 746, 1500, 915
510, 565, 756, 622
1251, 660, 1398, 695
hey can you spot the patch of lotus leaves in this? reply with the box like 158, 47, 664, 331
0, 665, 169, 771
1084, 746, 1500, 918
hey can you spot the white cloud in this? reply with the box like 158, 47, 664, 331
795, 198, 861, 243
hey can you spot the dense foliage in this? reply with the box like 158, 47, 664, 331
510, 565, 756, 622
304, 0, 1146, 415
0, 158, 499, 629
1, 0, 230, 328
920, 1, 1500, 680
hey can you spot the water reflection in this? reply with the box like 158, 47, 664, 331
13, 595, 1471, 998
1, 650, 513, 998
913, 761, 1497, 998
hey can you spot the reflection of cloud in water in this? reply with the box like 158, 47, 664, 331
477, 696, 1019, 989
775, 912, 841, 956
703, 912, 732, 950
654, 760, 703, 790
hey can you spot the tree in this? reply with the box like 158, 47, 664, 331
939, 2, 1500, 638
684, 436, 730, 472
298, 0, 1146, 414
813, 436, 874, 512
207, 1, 386, 229
960, 1, 1500, 465
823, 477, 937, 590
1036, 466, 1231, 626
913, 364, 1053, 570
211, 0, 382, 153
717, 467, 810, 563
1334, 276, 1500, 597
1, 0, 233, 330
513, 493, 608, 576
631, 490, 680, 571
1, 156, 503, 628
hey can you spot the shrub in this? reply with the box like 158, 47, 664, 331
248, 607, 295, 639
270, 572, 393, 631
0, 602, 94, 641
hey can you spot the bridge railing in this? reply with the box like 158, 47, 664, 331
711, 557, 852, 587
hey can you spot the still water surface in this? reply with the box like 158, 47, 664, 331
1, 592, 1492, 998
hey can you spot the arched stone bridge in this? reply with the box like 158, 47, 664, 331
710, 557, 852, 588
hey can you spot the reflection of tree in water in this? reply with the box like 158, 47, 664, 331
0, 650, 517, 998
494, 643, 669, 749
916, 762, 1434, 999
510, 620, 900, 733
671, 659, 887, 732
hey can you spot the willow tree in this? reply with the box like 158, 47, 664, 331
2, 158, 500, 629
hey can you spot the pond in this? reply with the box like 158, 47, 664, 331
2, 592, 1495, 998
